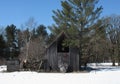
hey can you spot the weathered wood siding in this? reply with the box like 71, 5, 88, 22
46, 42, 58, 71
57, 53, 70, 66
7, 60, 20, 72
47, 46, 79, 72
69, 48, 79, 71
57, 53, 70, 71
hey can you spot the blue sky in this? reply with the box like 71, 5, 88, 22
99, 0, 120, 16
0, 0, 120, 28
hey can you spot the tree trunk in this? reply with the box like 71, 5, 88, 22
112, 58, 116, 66
79, 48, 82, 70
118, 56, 120, 66
38, 60, 43, 70
117, 48, 120, 66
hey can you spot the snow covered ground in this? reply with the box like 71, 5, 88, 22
0, 63, 120, 84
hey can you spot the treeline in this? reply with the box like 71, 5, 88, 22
0, 0, 120, 69
0, 18, 49, 62
0, 16, 120, 67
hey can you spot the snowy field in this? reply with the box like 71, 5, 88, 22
0, 63, 120, 84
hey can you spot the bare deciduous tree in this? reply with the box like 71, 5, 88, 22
106, 15, 120, 66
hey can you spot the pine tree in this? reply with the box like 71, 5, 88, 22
36, 25, 48, 38
5, 24, 18, 59
50, 0, 103, 69
0, 35, 6, 58
5, 24, 16, 46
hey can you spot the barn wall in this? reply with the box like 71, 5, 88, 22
47, 44, 80, 72
46, 42, 58, 71
6, 60, 20, 72
57, 53, 70, 70
70, 48, 79, 71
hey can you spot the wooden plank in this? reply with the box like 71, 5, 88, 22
7, 60, 20, 72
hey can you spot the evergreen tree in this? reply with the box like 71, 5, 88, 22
89, 19, 108, 63
50, 0, 103, 69
5, 24, 16, 46
36, 25, 48, 38
0, 35, 6, 58
5, 24, 19, 59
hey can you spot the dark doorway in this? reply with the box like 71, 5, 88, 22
57, 35, 69, 53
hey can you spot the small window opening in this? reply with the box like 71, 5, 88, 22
57, 35, 69, 53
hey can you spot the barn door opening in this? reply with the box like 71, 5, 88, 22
57, 34, 69, 53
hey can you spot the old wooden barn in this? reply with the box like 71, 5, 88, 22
46, 32, 79, 72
